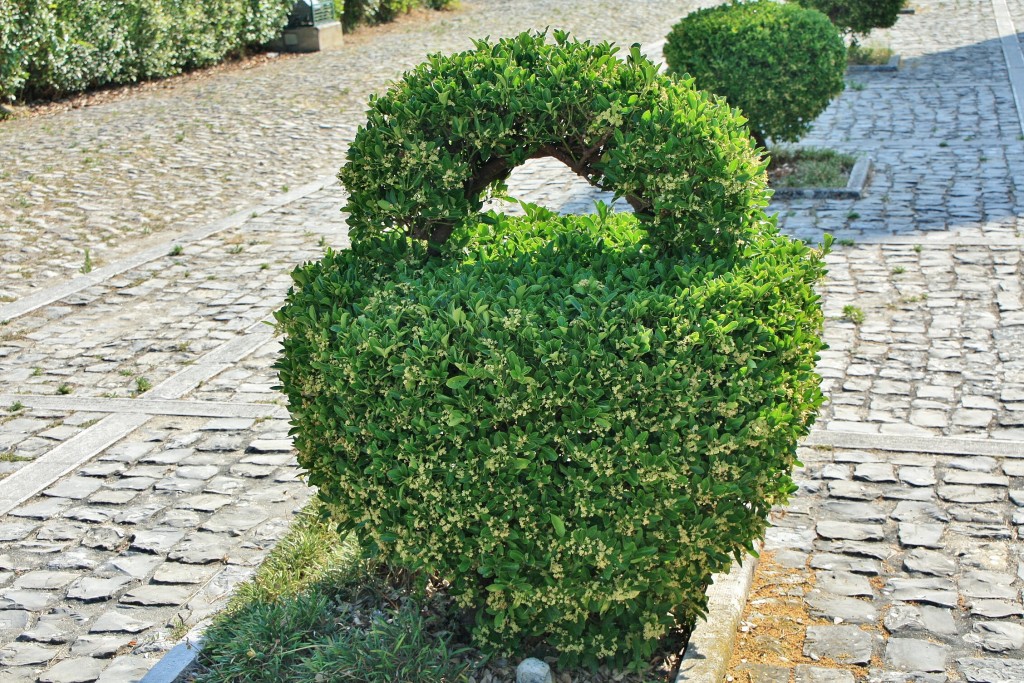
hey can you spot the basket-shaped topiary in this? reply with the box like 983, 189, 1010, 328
790, 0, 904, 38
275, 31, 827, 667
663, 0, 846, 150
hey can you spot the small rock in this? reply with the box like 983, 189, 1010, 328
517, 657, 553, 683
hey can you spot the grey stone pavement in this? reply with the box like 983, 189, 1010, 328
0, 0, 1023, 681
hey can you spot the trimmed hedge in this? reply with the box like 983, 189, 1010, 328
790, 0, 903, 37
664, 0, 846, 150
0, 0, 294, 102
277, 32, 827, 666
341, 0, 456, 31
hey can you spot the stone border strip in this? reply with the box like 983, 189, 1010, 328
991, 0, 1024, 135
0, 412, 151, 516
674, 548, 760, 683
772, 156, 872, 200
0, 174, 338, 324
846, 54, 901, 73
805, 429, 1024, 458
0, 393, 286, 419
0, 322, 282, 515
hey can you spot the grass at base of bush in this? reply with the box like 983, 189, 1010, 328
847, 43, 894, 65
768, 147, 856, 188
193, 504, 686, 683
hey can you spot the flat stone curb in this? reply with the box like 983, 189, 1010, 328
806, 429, 1024, 458
991, 0, 1024, 135
0, 393, 287, 419
674, 549, 759, 683
772, 156, 872, 200
141, 634, 204, 683
0, 412, 150, 516
847, 54, 901, 74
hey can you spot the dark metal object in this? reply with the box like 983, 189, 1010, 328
287, 0, 336, 28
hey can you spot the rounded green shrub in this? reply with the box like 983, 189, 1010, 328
663, 0, 846, 150
790, 0, 903, 37
277, 31, 826, 667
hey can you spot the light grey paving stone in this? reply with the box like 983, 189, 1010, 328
1009, 489, 1024, 506
969, 600, 1024, 618
200, 507, 266, 536
899, 467, 937, 487
63, 507, 116, 524
793, 666, 854, 683
967, 621, 1024, 653
69, 634, 135, 658
1002, 461, 1024, 477
81, 527, 127, 551
0, 589, 58, 611
200, 418, 255, 431
937, 486, 1004, 503
823, 542, 893, 561
948, 456, 1000, 473
816, 571, 874, 597
806, 593, 878, 624
734, 663, 788, 683
13, 571, 79, 590
828, 480, 880, 500
157, 510, 203, 529
37, 656, 106, 683
89, 611, 152, 634
153, 477, 205, 493
902, 548, 956, 576
809, 553, 881, 575
167, 533, 228, 565
139, 449, 192, 465
943, 471, 1010, 487
883, 637, 949, 673
886, 578, 959, 608
898, 523, 945, 548
817, 521, 886, 541
196, 434, 244, 452
119, 584, 194, 607
0, 642, 59, 666
20, 616, 81, 644
44, 478, 103, 500
94, 654, 151, 683
104, 478, 156, 491
821, 501, 889, 523
803, 625, 876, 665
129, 528, 185, 554
960, 570, 1018, 600
67, 576, 135, 602
10, 498, 72, 519
175, 494, 231, 512
958, 657, 1024, 682
88, 490, 138, 505
77, 463, 126, 478
0, 522, 38, 542
0, 609, 30, 629
36, 522, 89, 542
151, 562, 217, 585
105, 555, 162, 580
854, 463, 898, 483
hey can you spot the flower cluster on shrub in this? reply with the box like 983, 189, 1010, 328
663, 0, 846, 150
0, 0, 295, 101
276, 31, 827, 667
790, 0, 904, 38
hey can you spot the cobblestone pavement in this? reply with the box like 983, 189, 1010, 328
1, 0, 1023, 681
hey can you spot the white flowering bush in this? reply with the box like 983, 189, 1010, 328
276, 31, 827, 667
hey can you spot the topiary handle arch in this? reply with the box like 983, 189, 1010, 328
339, 30, 771, 259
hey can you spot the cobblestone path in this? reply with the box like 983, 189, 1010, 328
0, 0, 1023, 681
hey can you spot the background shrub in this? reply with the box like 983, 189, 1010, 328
0, 0, 294, 102
663, 0, 846, 150
277, 32, 826, 667
341, 0, 455, 31
790, 0, 904, 38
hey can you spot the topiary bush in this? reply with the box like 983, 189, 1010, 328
790, 0, 903, 38
0, 0, 294, 102
663, 0, 846, 151
276, 31, 827, 668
